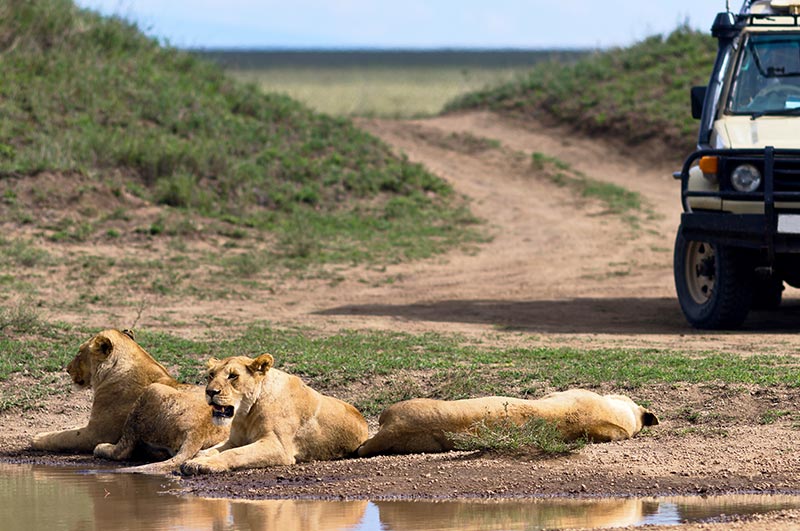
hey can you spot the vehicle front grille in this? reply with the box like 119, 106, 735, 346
774, 156, 800, 192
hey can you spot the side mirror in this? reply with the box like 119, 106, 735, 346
691, 86, 707, 120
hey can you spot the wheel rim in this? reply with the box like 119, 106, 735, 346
685, 240, 716, 305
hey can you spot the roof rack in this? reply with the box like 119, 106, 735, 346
740, 0, 800, 14
744, 13, 800, 26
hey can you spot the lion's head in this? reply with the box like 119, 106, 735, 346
66, 329, 140, 389
605, 393, 659, 430
204, 354, 274, 426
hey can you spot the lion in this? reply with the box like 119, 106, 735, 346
356, 389, 659, 457
179, 354, 369, 475
93, 381, 229, 473
32, 329, 228, 471
32, 329, 177, 453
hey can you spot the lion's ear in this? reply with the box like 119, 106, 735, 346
642, 410, 659, 427
250, 354, 274, 375
93, 335, 114, 358
206, 358, 220, 370
121, 329, 136, 341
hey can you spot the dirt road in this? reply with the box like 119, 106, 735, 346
304, 111, 799, 352
4, 112, 800, 530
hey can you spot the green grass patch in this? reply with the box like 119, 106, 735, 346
0, 238, 52, 268
530, 152, 644, 225
447, 25, 717, 154
448, 416, 585, 455
0, 300, 48, 337
2, 320, 800, 412
759, 409, 793, 425
0, 0, 483, 269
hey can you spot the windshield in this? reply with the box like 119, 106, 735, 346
728, 33, 800, 114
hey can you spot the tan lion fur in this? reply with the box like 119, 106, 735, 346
180, 354, 369, 475
93, 381, 229, 473
32, 329, 228, 472
32, 329, 177, 453
357, 389, 659, 457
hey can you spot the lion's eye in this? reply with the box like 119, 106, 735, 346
228, 372, 238, 380
207, 372, 215, 381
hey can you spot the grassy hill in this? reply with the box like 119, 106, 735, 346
446, 26, 718, 156
0, 0, 479, 266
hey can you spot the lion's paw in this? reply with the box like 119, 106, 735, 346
93, 443, 115, 459
31, 431, 56, 450
180, 458, 226, 475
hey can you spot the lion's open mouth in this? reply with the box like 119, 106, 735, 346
211, 404, 234, 418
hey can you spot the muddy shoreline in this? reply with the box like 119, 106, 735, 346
3, 420, 799, 503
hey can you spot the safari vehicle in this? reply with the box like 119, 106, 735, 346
675, 0, 800, 328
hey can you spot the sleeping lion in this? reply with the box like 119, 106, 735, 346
180, 353, 369, 475
357, 389, 658, 457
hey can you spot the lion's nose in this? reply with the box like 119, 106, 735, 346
206, 388, 221, 399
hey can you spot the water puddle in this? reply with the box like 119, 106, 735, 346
2, 463, 800, 530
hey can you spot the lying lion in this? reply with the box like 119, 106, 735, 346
32, 329, 228, 471
357, 389, 658, 457
32, 329, 177, 453
180, 354, 369, 475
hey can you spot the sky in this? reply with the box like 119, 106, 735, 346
73, 1, 730, 49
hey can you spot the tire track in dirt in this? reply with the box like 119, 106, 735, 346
337, 114, 671, 324
320, 111, 800, 353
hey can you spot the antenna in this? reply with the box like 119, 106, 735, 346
727, 0, 731, 12
739, 0, 753, 14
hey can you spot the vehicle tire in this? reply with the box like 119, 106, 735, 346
673, 227, 753, 329
751, 275, 783, 310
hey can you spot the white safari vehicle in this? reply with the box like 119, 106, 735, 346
675, 0, 800, 328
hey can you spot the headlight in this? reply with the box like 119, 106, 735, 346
730, 164, 762, 192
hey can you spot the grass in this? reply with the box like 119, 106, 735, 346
2, 319, 799, 412
0, 237, 52, 268
530, 152, 645, 226
227, 67, 535, 118
759, 409, 794, 425
447, 25, 717, 154
0, 301, 46, 336
448, 416, 585, 455
0, 0, 482, 270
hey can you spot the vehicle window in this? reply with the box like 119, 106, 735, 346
729, 34, 800, 113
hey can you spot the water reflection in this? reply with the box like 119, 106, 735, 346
375, 498, 658, 530
2, 464, 800, 531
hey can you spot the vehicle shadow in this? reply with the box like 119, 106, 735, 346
316, 297, 800, 334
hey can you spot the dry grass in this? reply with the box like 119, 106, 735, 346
228, 67, 531, 118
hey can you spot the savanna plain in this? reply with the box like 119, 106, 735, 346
1, 4, 799, 530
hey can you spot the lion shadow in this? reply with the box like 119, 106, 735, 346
316, 297, 800, 334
